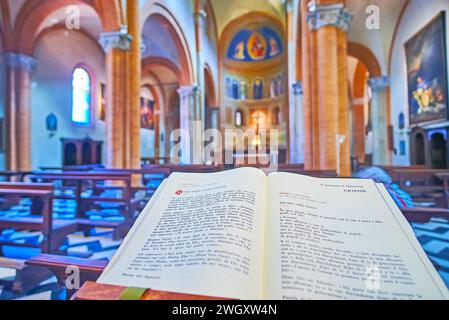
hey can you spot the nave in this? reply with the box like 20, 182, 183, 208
0, 0, 448, 299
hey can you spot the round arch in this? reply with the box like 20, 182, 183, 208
142, 56, 183, 84
33, 25, 105, 55
195, 0, 219, 45
348, 42, 382, 78
13, 0, 121, 54
140, 2, 194, 85
351, 60, 369, 163
204, 63, 218, 106
141, 69, 166, 110
353, 60, 369, 99
142, 84, 161, 110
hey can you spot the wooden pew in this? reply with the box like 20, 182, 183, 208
25, 254, 107, 299
0, 183, 77, 294
0, 171, 33, 182
158, 164, 225, 173
39, 165, 105, 172
276, 168, 338, 178
94, 167, 170, 192
356, 166, 448, 207
435, 173, 449, 209
0, 257, 53, 294
0, 183, 77, 253
141, 157, 171, 166
29, 172, 140, 219
357, 165, 429, 182
394, 169, 447, 206
29, 172, 143, 240
401, 207, 449, 224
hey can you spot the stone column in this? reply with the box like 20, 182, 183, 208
306, 1, 352, 175
177, 85, 198, 164
290, 82, 304, 164
127, 0, 142, 180
195, 10, 207, 132
286, 0, 303, 164
336, 12, 351, 176
368, 76, 391, 165
4, 53, 36, 171
206, 106, 220, 130
99, 28, 132, 169
301, 0, 313, 169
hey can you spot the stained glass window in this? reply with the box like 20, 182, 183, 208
72, 67, 92, 125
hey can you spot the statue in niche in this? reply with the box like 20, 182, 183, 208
253, 79, 264, 100
235, 109, 244, 127
277, 75, 284, 96
240, 81, 248, 100
270, 78, 277, 98
232, 79, 240, 100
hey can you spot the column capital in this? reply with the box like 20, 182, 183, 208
282, 0, 294, 13
368, 76, 390, 90
292, 81, 303, 95
195, 9, 207, 25
99, 27, 133, 53
177, 85, 199, 99
307, 2, 353, 31
4, 53, 37, 72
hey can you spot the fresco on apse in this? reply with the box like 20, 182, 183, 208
405, 12, 448, 125
227, 26, 283, 62
225, 74, 284, 101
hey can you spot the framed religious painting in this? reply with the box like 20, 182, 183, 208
405, 12, 448, 125
140, 97, 154, 130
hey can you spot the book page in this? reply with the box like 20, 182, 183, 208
98, 167, 268, 300
264, 172, 449, 300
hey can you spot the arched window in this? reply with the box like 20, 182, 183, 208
72, 66, 92, 125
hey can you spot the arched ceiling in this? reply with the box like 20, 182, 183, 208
0, 0, 106, 52
209, 0, 286, 37
36, 4, 102, 40
1, 0, 409, 76
141, 15, 180, 64
5, 0, 27, 27
346, 0, 408, 74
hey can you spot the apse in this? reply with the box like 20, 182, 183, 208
220, 14, 287, 161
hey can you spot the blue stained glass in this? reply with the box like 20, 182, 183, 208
72, 67, 92, 125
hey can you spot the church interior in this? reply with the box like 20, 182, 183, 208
0, 0, 449, 300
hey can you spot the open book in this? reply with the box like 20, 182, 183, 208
98, 168, 449, 300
